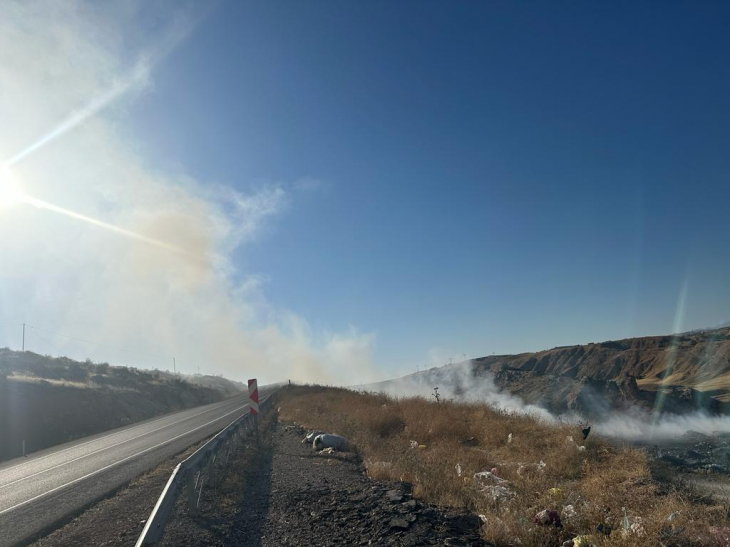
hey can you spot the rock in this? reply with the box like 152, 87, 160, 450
446, 513, 481, 534
386, 490, 404, 502
389, 517, 411, 530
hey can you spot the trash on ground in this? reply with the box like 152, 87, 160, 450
666, 511, 680, 522
582, 426, 591, 440
517, 460, 547, 476
562, 505, 576, 519
507, 433, 513, 444
533, 509, 562, 527
473, 471, 514, 502
577, 445, 586, 452
548, 487, 562, 496
455, 463, 462, 477
410, 440, 419, 449
319, 447, 337, 455
313, 433, 349, 451
490, 467, 499, 476
567, 536, 596, 547
418, 444, 427, 449
596, 523, 611, 536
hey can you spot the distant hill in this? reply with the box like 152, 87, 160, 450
0, 349, 244, 461
365, 327, 730, 418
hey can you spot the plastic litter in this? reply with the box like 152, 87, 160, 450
596, 523, 612, 536
507, 433, 513, 444
562, 505, 576, 519
582, 426, 591, 440
473, 471, 514, 502
418, 444, 427, 449
549, 487, 562, 496
533, 509, 562, 527
490, 467, 499, 476
666, 511, 680, 522
577, 445, 586, 452
410, 440, 419, 449
517, 460, 547, 476
572, 536, 596, 547
455, 463, 462, 477
566, 435, 574, 444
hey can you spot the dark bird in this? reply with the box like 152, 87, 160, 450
582, 426, 591, 440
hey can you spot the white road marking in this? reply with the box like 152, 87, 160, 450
0, 403, 249, 516
0, 397, 242, 475
0, 398, 244, 490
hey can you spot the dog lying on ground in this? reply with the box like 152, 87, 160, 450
312, 433, 349, 452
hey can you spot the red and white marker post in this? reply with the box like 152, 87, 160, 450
248, 378, 260, 436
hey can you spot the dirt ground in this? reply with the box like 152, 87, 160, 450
27, 416, 487, 547
160, 419, 488, 546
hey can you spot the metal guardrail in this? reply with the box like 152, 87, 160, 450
135, 394, 272, 546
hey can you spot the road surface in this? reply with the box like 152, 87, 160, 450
0, 394, 255, 546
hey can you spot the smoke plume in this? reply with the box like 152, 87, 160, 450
0, 1, 380, 385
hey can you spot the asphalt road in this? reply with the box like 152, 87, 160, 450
0, 394, 256, 547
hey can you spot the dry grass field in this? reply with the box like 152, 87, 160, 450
278, 385, 730, 547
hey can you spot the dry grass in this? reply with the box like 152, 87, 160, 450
278, 385, 729, 546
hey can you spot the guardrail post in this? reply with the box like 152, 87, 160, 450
135, 392, 274, 547
208, 453, 216, 488
186, 468, 197, 515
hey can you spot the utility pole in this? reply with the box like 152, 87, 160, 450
22, 323, 25, 351
173, 357, 176, 374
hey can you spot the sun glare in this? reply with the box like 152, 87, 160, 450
0, 167, 25, 208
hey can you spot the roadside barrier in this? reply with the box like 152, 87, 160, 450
135, 390, 272, 546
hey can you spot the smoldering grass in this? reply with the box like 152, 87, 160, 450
278, 385, 728, 547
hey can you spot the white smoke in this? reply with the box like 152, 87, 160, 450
363, 360, 730, 441
0, 1, 381, 385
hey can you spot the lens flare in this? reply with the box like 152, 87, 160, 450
0, 167, 26, 208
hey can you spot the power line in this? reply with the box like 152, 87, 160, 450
4, 320, 203, 375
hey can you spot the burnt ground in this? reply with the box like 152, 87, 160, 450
160, 419, 488, 546
639, 430, 730, 503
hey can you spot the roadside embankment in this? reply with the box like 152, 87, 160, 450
0, 348, 239, 461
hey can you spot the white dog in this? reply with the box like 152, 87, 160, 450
313, 434, 349, 452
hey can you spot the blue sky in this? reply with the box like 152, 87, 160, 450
2, 1, 729, 380
133, 1, 730, 369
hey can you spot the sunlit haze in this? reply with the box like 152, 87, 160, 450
1, 1, 729, 385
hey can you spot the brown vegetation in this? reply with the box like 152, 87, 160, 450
278, 385, 729, 546
0, 348, 242, 461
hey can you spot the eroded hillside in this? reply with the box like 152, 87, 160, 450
368, 327, 730, 418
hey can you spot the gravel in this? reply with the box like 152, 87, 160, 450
161, 420, 490, 546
